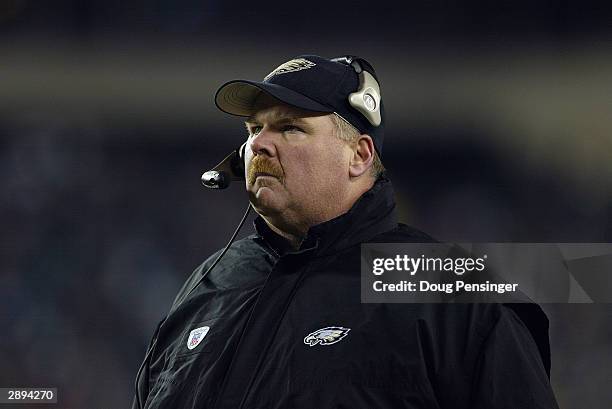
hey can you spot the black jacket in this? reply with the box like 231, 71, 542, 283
134, 178, 559, 409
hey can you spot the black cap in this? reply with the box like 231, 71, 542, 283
214, 54, 385, 155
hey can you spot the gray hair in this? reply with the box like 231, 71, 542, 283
329, 114, 385, 178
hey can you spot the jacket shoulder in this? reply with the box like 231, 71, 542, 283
170, 235, 267, 308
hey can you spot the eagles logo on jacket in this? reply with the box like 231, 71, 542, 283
134, 177, 559, 409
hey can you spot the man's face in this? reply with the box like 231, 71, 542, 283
243, 94, 353, 230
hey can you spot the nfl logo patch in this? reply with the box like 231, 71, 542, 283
187, 326, 210, 350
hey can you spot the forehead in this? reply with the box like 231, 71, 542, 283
246, 93, 329, 124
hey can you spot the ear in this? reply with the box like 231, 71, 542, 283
348, 134, 375, 177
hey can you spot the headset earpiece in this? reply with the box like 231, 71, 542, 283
331, 56, 382, 127
348, 68, 381, 127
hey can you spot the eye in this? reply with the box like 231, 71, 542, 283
281, 125, 304, 133
249, 125, 262, 136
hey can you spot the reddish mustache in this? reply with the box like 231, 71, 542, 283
247, 156, 284, 185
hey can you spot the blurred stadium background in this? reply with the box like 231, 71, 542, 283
1, 1, 611, 408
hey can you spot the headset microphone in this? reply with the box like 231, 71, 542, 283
201, 142, 247, 190
201, 170, 231, 189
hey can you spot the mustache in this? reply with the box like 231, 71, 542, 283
247, 156, 284, 185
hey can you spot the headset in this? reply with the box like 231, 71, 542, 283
330, 55, 382, 128
135, 56, 381, 409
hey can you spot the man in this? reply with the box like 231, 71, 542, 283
133, 55, 559, 408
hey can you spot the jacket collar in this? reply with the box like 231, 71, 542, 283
254, 176, 398, 257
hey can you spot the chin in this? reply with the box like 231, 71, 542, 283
249, 186, 284, 216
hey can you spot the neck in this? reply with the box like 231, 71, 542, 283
264, 219, 304, 250
260, 177, 376, 250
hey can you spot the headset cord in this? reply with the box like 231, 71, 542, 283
184, 203, 252, 299
134, 203, 252, 409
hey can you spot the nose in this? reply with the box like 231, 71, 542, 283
249, 127, 277, 157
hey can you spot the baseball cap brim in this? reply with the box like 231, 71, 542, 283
215, 80, 333, 117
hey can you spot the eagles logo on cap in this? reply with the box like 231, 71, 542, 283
264, 58, 317, 81
263, 58, 317, 81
